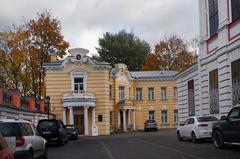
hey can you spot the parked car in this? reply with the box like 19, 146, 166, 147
212, 106, 240, 148
37, 119, 68, 146
0, 119, 48, 159
0, 133, 14, 159
144, 120, 158, 132
65, 125, 78, 140
177, 116, 218, 143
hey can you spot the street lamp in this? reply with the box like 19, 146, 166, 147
45, 96, 50, 120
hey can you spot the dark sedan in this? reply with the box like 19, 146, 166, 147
144, 120, 158, 132
66, 125, 78, 140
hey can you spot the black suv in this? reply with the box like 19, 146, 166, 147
212, 106, 240, 148
37, 119, 68, 146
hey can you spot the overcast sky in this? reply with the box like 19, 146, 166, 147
0, 0, 199, 54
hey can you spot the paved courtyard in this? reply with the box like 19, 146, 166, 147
49, 129, 240, 159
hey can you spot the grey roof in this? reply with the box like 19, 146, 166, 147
111, 68, 120, 76
43, 60, 64, 67
130, 71, 178, 79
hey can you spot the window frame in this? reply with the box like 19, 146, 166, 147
136, 88, 143, 101
161, 87, 168, 100
148, 87, 155, 100
231, 0, 240, 21
119, 86, 125, 101
161, 110, 168, 124
208, 0, 219, 37
149, 111, 155, 120
209, 69, 219, 114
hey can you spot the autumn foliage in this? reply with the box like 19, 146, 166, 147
0, 11, 69, 97
142, 35, 197, 71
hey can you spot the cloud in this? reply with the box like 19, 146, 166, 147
0, 0, 199, 54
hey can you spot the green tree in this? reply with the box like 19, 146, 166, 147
96, 30, 150, 71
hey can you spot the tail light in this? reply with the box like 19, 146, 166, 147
198, 124, 208, 127
16, 136, 25, 147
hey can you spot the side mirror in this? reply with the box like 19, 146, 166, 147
179, 123, 184, 126
220, 115, 227, 121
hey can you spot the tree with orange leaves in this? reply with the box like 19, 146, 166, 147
141, 53, 160, 71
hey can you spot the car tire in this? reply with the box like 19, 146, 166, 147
191, 132, 198, 143
59, 138, 65, 146
213, 130, 224, 148
29, 149, 34, 159
177, 131, 183, 141
41, 145, 48, 159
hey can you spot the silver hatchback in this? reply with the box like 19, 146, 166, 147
0, 119, 48, 159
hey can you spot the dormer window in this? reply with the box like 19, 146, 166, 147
76, 54, 82, 60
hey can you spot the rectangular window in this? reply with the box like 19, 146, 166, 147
74, 78, 84, 93
136, 88, 142, 101
148, 88, 155, 100
98, 115, 103, 122
129, 87, 131, 100
173, 87, 177, 99
109, 85, 112, 100
209, 69, 219, 114
209, 0, 219, 37
231, 0, 240, 21
174, 109, 178, 123
149, 111, 155, 120
119, 86, 125, 101
188, 80, 195, 116
161, 110, 168, 124
161, 87, 167, 100
232, 59, 240, 106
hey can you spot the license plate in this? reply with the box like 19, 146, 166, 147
43, 131, 51, 135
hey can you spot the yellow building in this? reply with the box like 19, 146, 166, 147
43, 48, 178, 136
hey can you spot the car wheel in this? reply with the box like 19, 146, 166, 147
41, 145, 48, 159
29, 149, 34, 159
59, 138, 65, 146
177, 131, 183, 141
213, 130, 224, 148
191, 132, 197, 143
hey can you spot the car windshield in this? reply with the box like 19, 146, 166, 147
66, 128, 75, 133
197, 116, 218, 122
0, 123, 21, 137
38, 120, 59, 130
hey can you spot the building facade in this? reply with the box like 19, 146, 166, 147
43, 48, 178, 136
176, 0, 240, 122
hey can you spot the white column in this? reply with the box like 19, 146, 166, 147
63, 108, 66, 125
69, 107, 74, 125
123, 110, 127, 132
128, 110, 131, 127
84, 107, 89, 135
118, 110, 121, 129
132, 109, 136, 131
92, 108, 96, 126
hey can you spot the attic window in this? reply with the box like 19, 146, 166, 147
76, 54, 81, 60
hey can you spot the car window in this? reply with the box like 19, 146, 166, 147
0, 123, 21, 137
188, 118, 194, 124
228, 108, 240, 120
197, 116, 218, 122
183, 119, 190, 125
24, 123, 34, 136
37, 120, 60, 130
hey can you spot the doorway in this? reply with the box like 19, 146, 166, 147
74, 114, 84, 135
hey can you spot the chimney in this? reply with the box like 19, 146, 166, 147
8, 89, 21, 107
26, 97, 35, 111
0, 84, 3, 104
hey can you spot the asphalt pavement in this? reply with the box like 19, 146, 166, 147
48, 129, 240, 159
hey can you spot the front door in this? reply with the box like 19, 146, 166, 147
74, 114, 84, 135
